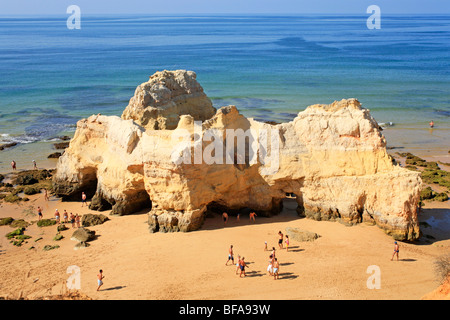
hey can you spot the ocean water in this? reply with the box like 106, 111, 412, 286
0, 14, 449, 172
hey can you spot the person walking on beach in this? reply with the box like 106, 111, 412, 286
222, 212, 228, 226
391, 241, 400, 261
81, 192, 87, 207
239, 257, 248, 278
32, 160, 37, 170
285, 235, 290, 252
11, 160, 16, 171
273, 258, 280, 280
43, 189, 49, 201
97, 270, 105, 291
37, 206, 43, 221
278, 231, 284, 249
235, 255, 241, 275
226, 245, 234, 266
249, 211, 257, 222
54, 209, 60, 224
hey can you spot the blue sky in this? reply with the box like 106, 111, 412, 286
1, 0, 449, 15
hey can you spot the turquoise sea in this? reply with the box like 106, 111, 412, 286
0, 14, 449, 172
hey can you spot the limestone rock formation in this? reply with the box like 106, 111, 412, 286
52, 70, 422, 240
121, 70, 216, 130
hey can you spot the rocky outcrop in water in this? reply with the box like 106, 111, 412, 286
52, 70, 422, 240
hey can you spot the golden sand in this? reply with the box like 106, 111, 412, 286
0, 189, 448, 300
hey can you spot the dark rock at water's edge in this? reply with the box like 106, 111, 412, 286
48, 152, 62, 158
0, 142, 17, 151
54, 142, 70, 150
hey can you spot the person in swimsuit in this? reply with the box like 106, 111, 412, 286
54, 209, 60, 224
391, 241, 399, 261
273, 258, 279, 280
239, 257, 247, 278
235, 255, 241, 275
43, 188, 49, 201
249, 212, 257, 222
278, 231, 284, 249
222, 212, 228, 226
32, 160, 37, 170
75, 214, 81, 228
11, 160, 16, 171
37, 206, 43, 220
97, 269, 104, 291
226, 245, 234, 265
81, 192, 87, 207
285, 235, 290, 252
429, 120, 434, 128
267, 254, 274, 276
70, 213, 75, 228
63, 210, 69, 223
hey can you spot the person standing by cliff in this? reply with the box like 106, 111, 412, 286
391, 241, 400, 261
222, 212, 228, 226
81, 192, 87, 207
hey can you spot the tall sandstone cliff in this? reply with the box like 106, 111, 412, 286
53, 70, 422, 240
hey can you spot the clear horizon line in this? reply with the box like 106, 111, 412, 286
1, 12, 450, 17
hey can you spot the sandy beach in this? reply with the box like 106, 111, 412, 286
0, 173, 448, 300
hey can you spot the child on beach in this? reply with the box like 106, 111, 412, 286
37, 206, 43, 220
285, 235, 289, 251
264, 241, 268, 251
235, 255, 241, 275
97, 270, 104, 291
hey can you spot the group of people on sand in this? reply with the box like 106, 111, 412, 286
226, 229, 291, 280
36, 206, 81, 228
222, 211, 257, 226
54, 209, 82, 228
10, 160, 38, 171
225, 245, 249, 278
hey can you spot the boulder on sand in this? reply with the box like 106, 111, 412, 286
70, 227, 96, 242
